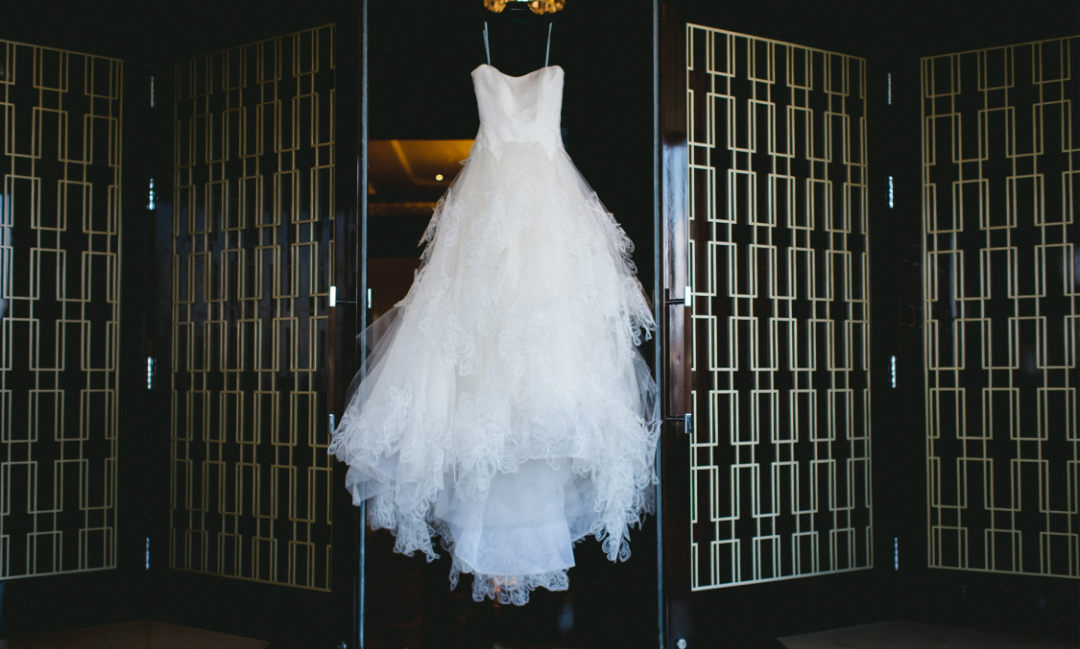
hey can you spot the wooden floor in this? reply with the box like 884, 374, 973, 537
779, 621, 1078, 649
1, 621, 268, 649
5, 620, 1076, 649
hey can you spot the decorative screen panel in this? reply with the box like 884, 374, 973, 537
171, 25, 335, 590
0, 40, 122, 578
686, 25, 872, 590
922, 37, 1079, 578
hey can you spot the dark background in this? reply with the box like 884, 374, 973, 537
1, 1, 1077, 648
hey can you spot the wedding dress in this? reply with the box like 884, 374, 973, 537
329, 62, 659, 605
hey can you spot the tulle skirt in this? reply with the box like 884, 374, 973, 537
328, 139, 659, 605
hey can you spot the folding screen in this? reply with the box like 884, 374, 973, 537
0, 39, 123, 578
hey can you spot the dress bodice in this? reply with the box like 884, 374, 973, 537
472, 64, 564, 157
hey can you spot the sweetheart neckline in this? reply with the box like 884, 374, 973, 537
472, 63, 563, 79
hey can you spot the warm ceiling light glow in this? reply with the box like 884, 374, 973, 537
485, 0, 565, 14
436, 174, 444, 181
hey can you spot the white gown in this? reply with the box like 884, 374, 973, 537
329, 63, 659, 605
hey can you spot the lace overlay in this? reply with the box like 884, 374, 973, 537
329, 64, 658, 604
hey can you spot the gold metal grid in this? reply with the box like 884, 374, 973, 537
686, 25, 872, 590
0, 39, 122, 579
171, 25, 336, 590
921, 37, 1079, 578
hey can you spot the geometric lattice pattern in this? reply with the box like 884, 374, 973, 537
686, 25, 872, 589
170, 25, 335, 590
0, 40, 122, 578
922, 37, 1079, 578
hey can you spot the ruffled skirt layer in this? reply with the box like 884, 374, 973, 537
329, 141, 658, 604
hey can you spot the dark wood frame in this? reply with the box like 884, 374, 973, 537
657, 4, 693, 648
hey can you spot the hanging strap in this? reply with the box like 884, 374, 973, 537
483, 22, 491, 66
545, 23, 553, 67
484, 22, 551, 68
